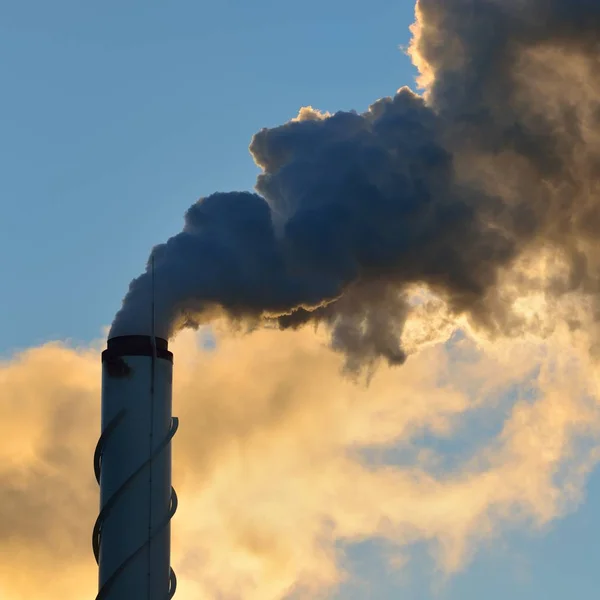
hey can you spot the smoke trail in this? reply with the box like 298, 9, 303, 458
111, 0, 600, 367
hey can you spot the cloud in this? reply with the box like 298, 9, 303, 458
8, 1, 600, 597
111, 0, 600, 380
1, 307, 599, 599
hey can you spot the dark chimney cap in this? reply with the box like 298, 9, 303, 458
102, 335, 173, 363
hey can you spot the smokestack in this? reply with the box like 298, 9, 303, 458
93, 335, 178, 599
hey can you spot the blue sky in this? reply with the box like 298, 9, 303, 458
0, 0, 415, 354
2, 1, 599, 598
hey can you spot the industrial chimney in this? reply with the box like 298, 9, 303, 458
92, 335, 178, 599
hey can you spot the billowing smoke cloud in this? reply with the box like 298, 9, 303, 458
2, 314, 600, 599
111, 0, 600, 367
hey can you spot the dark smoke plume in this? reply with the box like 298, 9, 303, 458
111, 0, 600, 367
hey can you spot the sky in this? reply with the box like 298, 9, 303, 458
2, 1, 600, 599
0, 0, 415, 354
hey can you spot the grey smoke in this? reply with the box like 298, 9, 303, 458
111, 0, 600, 368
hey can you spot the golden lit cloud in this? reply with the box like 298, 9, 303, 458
1, 304, 599, 599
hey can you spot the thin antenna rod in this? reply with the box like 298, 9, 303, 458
148, 254, 157, 598
151, 255, 156, 344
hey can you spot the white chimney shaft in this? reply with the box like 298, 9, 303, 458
93, 335, 178, 600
